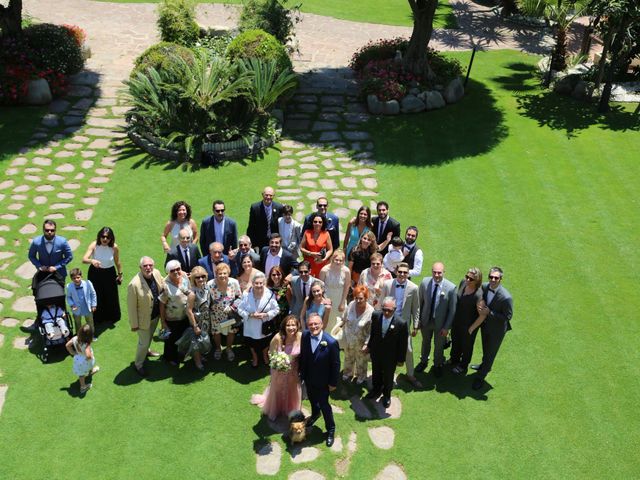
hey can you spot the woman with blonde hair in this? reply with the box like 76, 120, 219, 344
319, 249, 350, 334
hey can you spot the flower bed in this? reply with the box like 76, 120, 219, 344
349, 37, 465, 115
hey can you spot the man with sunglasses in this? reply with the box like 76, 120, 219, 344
165, 228, 201, 274
381, 262, 421, 387
302, 197, 340, 252
364, 297, 408, 408
200, 199, 238, 255
471, 267, 513, 390
288, 261, 324, 318
28, 219, 73, 279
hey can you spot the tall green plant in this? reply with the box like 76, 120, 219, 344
239, 58, 297, 114
167, 51, 253, 159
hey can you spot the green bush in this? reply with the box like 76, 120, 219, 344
194, 33, 233, 61
24, 23, 84, 75
238, 0, 300, 47
226, 29, 292, 76
131, 41, 195, 80
157, 0, 200, 46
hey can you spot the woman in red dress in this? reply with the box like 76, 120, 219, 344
299, 214, 333, 277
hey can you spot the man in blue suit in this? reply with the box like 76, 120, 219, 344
198, 242, 234, 280
200, 199, 238, 255
28, 219, 73, 279
299, 312, 340, 447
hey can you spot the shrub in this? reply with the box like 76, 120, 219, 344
238, 0, 300, 47
24, 23, 84, 75
227, 29, 292, 76
131, 42, 196, 80
157, 0, 200, 46
194, 33, 233, 61
349, 37, 410, 73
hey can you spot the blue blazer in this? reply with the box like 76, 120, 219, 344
28, 235, 73, 278
198, 254, 235, 280
199, 215, 238, 255
299, 330, 340, 389
66, 279, 98, 313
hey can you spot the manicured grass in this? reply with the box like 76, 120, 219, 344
366, 50, 640, 478
0, 106, 47, 163
97, 0, 458, 28
1, 49, 639, 479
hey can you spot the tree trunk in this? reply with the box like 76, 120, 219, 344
500, 0, 519, 17
0, 0, 23, 38
579, 15, 600, 58
403, 0, 438, 80
598, 18, 631, 113
595, 28, 613, 89
550, 26, 568, 71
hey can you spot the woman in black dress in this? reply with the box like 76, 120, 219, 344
82, 227, 122, 323
450, 267, 486, 374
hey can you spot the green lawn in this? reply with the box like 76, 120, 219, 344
1, 49, 639, 478
95, 0, 458, 28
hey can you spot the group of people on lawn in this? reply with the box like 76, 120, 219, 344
28, 186, 513, 444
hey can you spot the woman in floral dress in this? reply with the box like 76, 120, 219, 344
208, 262, 242, 361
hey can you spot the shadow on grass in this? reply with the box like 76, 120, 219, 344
119, 140, 278, 171
516, 91, 640, 139
0, 69, 108, 163
491, 61, 540, 92
368, 78, 507, 167
411, 369, 490, 400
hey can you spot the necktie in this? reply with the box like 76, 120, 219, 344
396, 283, 405, 289
382, 317, 390, 337
265, 205, 272, 237
378, 220, 385, 242
311, 334, 319, 352
429, 283, 439, 320
302, 281, 307, 298
184, 247, 190, 265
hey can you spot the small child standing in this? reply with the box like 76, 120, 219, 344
66, 268, 98, 340
65, 324, 99, 394
383, 236, 405, 274
41, 303, 70, 339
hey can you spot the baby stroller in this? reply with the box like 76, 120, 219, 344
32, 271, 73, 362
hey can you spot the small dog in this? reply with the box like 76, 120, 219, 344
288, 410, 306, 444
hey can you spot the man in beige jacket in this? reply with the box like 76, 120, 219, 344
128, 256, 165, 376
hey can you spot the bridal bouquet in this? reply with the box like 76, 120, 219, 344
269, 350, 292, 372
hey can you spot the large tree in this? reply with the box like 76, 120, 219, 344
402, 0, 439, 80
0, 0, 22, 37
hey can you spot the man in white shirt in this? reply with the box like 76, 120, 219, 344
259, 233, 299, 277
402, 226, 423, 279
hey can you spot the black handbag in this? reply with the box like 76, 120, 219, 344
260, 291, 276, 336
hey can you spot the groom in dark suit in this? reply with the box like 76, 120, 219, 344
472, 266, 514, 390
365, 297, 408, 408
299, 312, 340, 447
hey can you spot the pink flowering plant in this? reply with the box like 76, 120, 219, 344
350, 37, 463, 102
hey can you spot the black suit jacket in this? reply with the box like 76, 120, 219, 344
246, 201, 282, 250
165, 244, 201, 273
481, 283, 513, 332
372, 216, 401, 255
299, 330, 340, 389
199, 215, 238, 254
259, 247, 299, 277
367, 311, 408, 365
